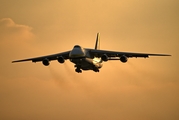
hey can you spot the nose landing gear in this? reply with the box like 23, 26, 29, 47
74, 65, 82, 73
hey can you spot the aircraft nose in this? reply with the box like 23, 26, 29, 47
69, 45, 85, 58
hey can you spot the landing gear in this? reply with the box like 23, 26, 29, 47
93, 68, 100, 72
75, 65, 82, 73
74, 65, 100, 73
75, 68, 82, 73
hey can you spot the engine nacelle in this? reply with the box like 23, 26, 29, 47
57, 56, 65, 63
120, 55, 128, 63
101, 54, 108, 62
42, 58, 50, 66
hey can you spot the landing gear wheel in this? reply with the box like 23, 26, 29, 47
75, 68, 82, 73
93, 68, 99, 72
95, 69, 99, 72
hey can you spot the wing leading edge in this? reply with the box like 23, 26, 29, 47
12, 51, 71, 63
88, 49, 171, 58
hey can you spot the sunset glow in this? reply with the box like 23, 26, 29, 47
0, 0, 178, 120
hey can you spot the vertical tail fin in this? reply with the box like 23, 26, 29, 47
95, 33, 100, 50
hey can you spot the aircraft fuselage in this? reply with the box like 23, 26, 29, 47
69, 45, 102, 72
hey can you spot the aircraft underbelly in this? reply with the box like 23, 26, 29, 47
70, 58, 102, 70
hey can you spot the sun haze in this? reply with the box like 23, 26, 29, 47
0, 0, 179, 120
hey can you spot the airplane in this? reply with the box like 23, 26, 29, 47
12, 33, 171, 73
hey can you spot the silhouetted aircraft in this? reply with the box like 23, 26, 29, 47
12, 33, 171, 73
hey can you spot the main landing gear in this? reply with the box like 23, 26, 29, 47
93, 68, 99, 72
74, 65, 99, 73
75, 68, 82, 73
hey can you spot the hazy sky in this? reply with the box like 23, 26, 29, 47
0, 0, 179, 120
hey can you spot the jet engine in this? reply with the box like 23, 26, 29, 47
42, 58, 50, 66
101, 54, 108, 61
120, 55, 128, 63
57, 56, 65, 63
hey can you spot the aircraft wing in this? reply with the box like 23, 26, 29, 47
12, 51, 71, 63
88, 49, 171, 59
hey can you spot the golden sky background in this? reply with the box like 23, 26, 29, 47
0, 0, 179, 120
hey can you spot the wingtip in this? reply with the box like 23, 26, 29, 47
11, 59, 30, 63
165, 54, 172, 56
12, 60, 18, 63
151, 54, 172, 56
12, 60, 16, 63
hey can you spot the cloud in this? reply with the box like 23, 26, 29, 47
0, 18, 36, 79
0, 18, 34, 44
0, 18, 37, 65
0, 18, 36, 52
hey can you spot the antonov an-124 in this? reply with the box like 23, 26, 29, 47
12, 33, 171, 73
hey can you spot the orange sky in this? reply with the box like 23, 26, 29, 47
0, 0, 179, 120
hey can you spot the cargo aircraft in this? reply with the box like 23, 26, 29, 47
12, 33, 171, 73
